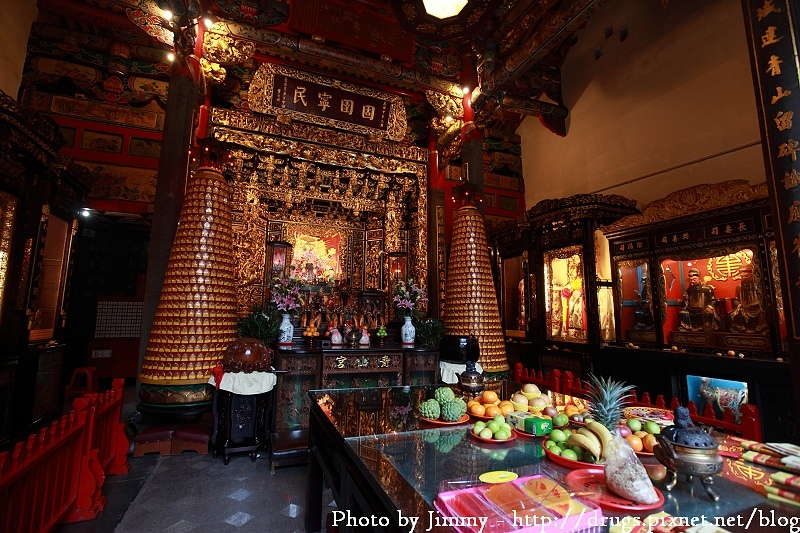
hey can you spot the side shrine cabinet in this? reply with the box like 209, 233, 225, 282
522, 194, 639, 375
602, 184, 786, 357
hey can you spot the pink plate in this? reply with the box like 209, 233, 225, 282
470, 430, 516, 444
542, 442, 603, 470
419, 414, 470, 426
565, 468, 664, 512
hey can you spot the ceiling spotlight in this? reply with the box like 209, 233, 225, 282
163, 10, 173, 20
463, 86, 470, 94
203, 16, 214, 29
167, 52, 175, 62
445, 115, 453, 123
80, 209, 91, 217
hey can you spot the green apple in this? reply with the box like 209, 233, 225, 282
479, 427, 494, 439
553, 413, 569, 427
549, 429, 567, 443
626, 418, 642, 432
561, 449, 578, 461
644, 421, 661, 435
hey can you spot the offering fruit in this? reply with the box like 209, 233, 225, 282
435, 387, 456, 404
511, 393, 529, 406
529, 396, 549, 411
441, 398, 468, 422
644, 421, 661, 435
473, 418, 513, 440
522, 383, 540, 395
625, 434, 644, 452
626, 418, 642, 432
302, 325, 320, 337
553, 413, 569, 427
543, 406, 559, 418
419, 399, 441, 420
482, 390, 499, 404
375, 325, 388, 337
418, 387, 467, 422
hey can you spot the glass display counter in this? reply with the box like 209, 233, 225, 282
306, 384, 799, 533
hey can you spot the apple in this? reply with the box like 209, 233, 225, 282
626, 418, 643, 432
522, 383, 540, 395
644, 421, 661, 435
553, 413, 569, 427
543, 406, 559, 418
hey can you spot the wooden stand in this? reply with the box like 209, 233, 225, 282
211, 389, 272, 464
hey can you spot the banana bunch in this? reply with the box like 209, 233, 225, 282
566, 421, 613, 462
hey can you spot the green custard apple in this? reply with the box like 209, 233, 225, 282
440, 398, 467, 422
434, 386, 456, 404
419, 398, 441, 420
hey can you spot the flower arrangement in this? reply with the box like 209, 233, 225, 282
269, 277, 306, 315
392, 278, 427, 320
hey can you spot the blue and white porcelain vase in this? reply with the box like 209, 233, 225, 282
401, 316, 415, 345
278, 313, 294, 349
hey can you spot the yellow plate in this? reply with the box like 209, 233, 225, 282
478, 471, 519, 484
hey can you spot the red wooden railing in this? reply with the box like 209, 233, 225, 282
626, 390, 763, 442
0, 378, 130, 532
513, 363, 561, 393
87, 379, 130, 476
514, 365, 763, 441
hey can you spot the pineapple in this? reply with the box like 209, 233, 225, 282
587, 373, 634, 431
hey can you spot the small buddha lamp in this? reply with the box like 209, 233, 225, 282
265, 240, 292, 281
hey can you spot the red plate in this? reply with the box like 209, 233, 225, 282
636, 450, 655, 457
419, 414, 470, 426
541, 442, 603, 470
470, 412, 498, 421
565, 468, 664, 512
470, 430, 516, 444
513, 428, 546, 439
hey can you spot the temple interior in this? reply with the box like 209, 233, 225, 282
1, 0, 799, 531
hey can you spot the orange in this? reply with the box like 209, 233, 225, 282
482, 390, 498, 404
484, 405, 501, 417
642, 433, 658, 453
469, 403, 486, 416
634, 430, 648, 439
499, 400, 513, 408
625, 435, 643, 452
499, 403, 514, 416
467, 400, 480, 409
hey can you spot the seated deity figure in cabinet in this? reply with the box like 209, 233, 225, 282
728, 264, 768, 334
634, 275, 655, 330
679, 268, 721, 332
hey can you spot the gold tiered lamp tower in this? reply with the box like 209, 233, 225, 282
138, 166, 239, 406
443, 204, 508, 372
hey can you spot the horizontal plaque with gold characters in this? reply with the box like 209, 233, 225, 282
249, 63, 407, 142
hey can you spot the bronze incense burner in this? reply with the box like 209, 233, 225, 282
653, 406, 723, 501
